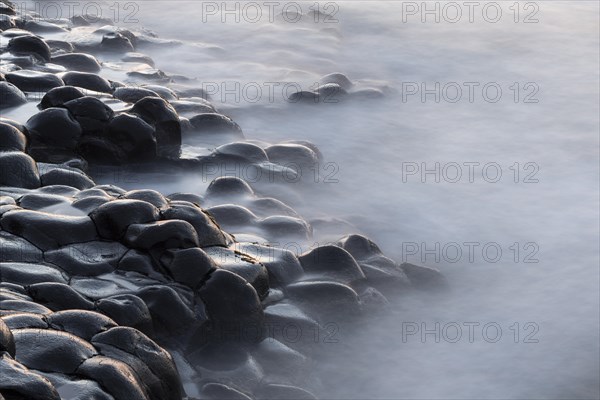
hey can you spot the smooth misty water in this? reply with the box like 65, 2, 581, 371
8, 1, 600, 398
134, 3, 600, 398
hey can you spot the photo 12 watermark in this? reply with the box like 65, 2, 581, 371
400, 162, 540, 184
400, 1, 540, 24
401, 82, 540, 104
401, 321, 540, 343
199, 1, 340, 23
400, 241, 540, 264
12, 1, 140, 23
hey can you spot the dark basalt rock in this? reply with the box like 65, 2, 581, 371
0, 122, 27, 152
34, 183, 80, 197
256, 384, 318, 400
400, 262, 448, 290
0, 152, 41, 189
251, 198, 299, 219
127, 68, 168, 81
61, 96, 114, 136
0, 318, 15, 357
51, 53, 101, 73
236, 243, 304, 287
101, 32, 135, 52
0, 117, 25, 132
0, 1, 16, 15
120, 189, 167, 208
39, 166, 95, 190
13, 328, 97, 373
45, 39, 74, 52
25, 107, 82, 150
3, 53, 37, 69
0, 204, 21, 217
160, 247, 216, 289
1, 209, 98, 250
205, 247, 269, 301
0, 298, 53, 315
315, 83, 348, 101
205, 204, 258, 230
167, 192, 203, 205
260, 216, 312, 241
0, 286, 28, 301
87, 342, 166, 400
0, 262, 66, 286
205, 176, 255, 199
298, 245, 365, 284
189, 113, 244, 136
23, 20, 66, 34
0, 81, 27, 109
60, 71, 112, 93
75, 188, 112, 199
170, 99, 215, 116
319, 72, 353, 91
0, 353, 61, 400
5, 70, 64, 92
39, 86, 85, 109
7, 34, 51, 62
288, 90, 319, 103
96, 294, 154, 334
197, 269, 264, 342
76, 356, 147, 400
356, 286, 389, 311
105, 113, 157, 162
122, 52, 155, 67
95, 184, 128, 196
0, 230, 44, 263
45, 241, 128, 276
72, 197, 111, 214
336, 234, 382, 260
2, 312, 48, 329
160, 202, 228, 247
265, 143, 319, 174
77, 135, 129, 165
336, 234, 409, 289
17, 192, 69, 211
141, 85, 178, 101
130, 96, 181, 154
124, 220, 200, 250
37, 376, 113, 400
89, 199, 160, 240
214, 142, 270, 165
0, 196, 16, 205
283, 140, 323, 163
285, 281, 362, 316
46, 310, 116, 341
136, 285, 198, 334
117, 249, 156, 276
0, 14, 15, 30
0, 27, 31, 37
27, 282, 95, 311
200, 383, 253, 400
91, 326, 183, 400
113, 86, 160, 103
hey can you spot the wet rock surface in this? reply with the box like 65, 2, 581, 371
0, 3, 441, 399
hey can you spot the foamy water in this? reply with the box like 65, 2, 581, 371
7, 1, 600, 398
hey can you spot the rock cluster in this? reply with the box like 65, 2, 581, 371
1, 2, 445, 398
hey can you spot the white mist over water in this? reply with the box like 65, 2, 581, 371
131, 2, 599, 398
10, 1, 599, 398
